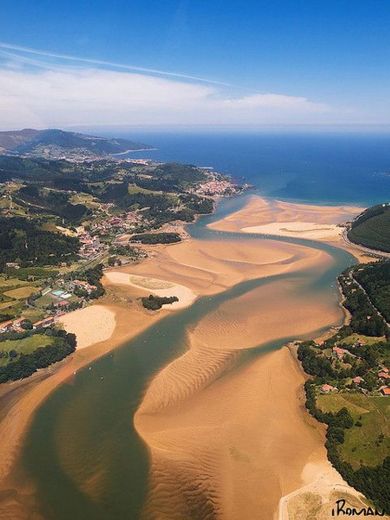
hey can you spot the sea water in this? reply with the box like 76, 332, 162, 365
117, 131, 390, 206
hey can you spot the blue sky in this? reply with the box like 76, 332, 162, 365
1, 0, 390, 129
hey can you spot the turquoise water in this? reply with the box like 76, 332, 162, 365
19, 197, 356, 519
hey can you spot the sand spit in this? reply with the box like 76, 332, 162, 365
58, 305, 116, 349
104, 271, 197, 309
209, 195, 363, 242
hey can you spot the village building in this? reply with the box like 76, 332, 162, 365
321, 384, 337, 393
33, 317, 55, 329
0, 319, 14, 333
332, 346, 348, 360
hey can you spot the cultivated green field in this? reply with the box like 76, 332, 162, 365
0, 334, 56, 366
318, 392, 390, 468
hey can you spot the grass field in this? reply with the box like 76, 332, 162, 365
340, 333, 385, 346
317, 392, 390, 468
0, 334, 56, 366
21, 308, 45, 323
3, 286, 39, 300
128, 184, 160, 195
0, 277, 30, 289
69, 192, 101, 209
127, 184, 179, 203
0, 300, 24, 320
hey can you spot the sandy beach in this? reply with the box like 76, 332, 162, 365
209, 195, 363, 241
0, 195, 369, 520
58, 305, 116, 349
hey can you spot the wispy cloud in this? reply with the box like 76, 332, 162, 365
0, 42, 233, 87
0, 42, 333, 129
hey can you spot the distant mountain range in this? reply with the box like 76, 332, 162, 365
0, 129, 152, 159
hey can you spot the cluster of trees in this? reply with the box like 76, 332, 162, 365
0, 328, 76, 383
297, 337, 388, 391
0, 217, 79, 272
141, 294, 179, 310
108, 244, 142, 258
130, 232, 182, 244
304, 381, 390, 514
339, 269, 389, 337
353, 261, 390, 323
71, 264, 105, 299
297, 342, 336, 378
153, 162, 206, 188
179, 193, 214, 214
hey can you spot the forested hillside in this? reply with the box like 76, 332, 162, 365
348, 203, 390, 253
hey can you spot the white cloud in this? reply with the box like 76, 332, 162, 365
222, 93, 328, 112
0, 49, 332, 129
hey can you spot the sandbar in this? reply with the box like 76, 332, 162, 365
209, 195, 363, 242
104, 271, 197, 309
58, 305, 116, 349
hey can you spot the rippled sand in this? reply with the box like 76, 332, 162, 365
0, 197, 363, 520
133, 234, 347, 519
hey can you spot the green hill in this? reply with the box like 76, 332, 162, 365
0, 129, 151, 159
348, 203, 390, 253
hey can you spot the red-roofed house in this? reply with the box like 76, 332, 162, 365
352, 376, 363, 385
321, 384, 337, 393
378, 371, 390, 380
380, 387, 390, 396
12, 318, 26, 331
332, 346, 348, 360
33, 317, 54, 329
0, 320, 14, 333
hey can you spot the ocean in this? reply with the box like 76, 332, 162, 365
114, 132, 390, 206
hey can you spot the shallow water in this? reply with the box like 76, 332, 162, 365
19, 198, 356, 519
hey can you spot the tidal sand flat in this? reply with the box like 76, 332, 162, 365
208, 195, 363, 242
133, 238, 356, 518
0, 199, 363, 520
